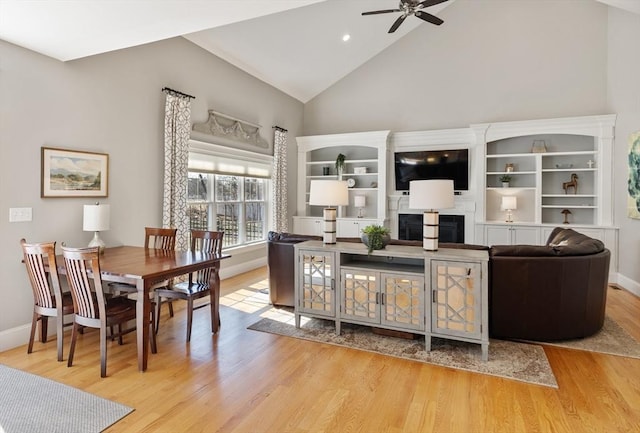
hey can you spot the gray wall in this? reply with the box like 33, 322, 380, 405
303, 0, 608, 135
607, 7, 640, 287
0, 37, 303, 338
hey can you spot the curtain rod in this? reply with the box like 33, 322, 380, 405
162, 87, 195, 100
272, 125, 288, 133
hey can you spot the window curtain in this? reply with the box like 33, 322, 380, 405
272, 127, 288, 232
162, 93, 192, 250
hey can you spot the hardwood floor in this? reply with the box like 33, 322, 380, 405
1, 267, 639, 432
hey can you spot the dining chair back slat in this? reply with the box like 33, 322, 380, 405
63, 248, 104, 320
144, 227, 177, 250
191, 230, 224, 284
24, 249, 54, 309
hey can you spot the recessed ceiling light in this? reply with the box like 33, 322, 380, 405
342, 34, 351, 42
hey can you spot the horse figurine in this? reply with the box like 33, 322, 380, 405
562, 173, 579, 194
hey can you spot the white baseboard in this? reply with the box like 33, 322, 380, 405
0, 323, 31, 352
613, 272, 640, 297
219, 257, 266, 281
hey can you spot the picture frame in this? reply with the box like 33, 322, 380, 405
41, 147, 109, 198
627, 131, 640, 219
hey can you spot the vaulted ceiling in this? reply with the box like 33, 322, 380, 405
1, 0, 638, 103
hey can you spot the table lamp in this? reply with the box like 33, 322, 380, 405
309, 180, 349, 244
501, 196, 517, 223
354, 195, 366, 218
409, 179, 455, 251
83, 203, 110, 254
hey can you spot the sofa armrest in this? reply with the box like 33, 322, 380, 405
490, 244, 557, 257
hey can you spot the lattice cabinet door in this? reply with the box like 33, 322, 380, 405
340, 267, 379, 324
430, 260, 482, 339
380, 272, 425, 331
298, 250, 336, 317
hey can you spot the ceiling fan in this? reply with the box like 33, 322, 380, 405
362, 0, 449, 33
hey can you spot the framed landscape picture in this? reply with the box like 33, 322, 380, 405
41, 147, 109, 197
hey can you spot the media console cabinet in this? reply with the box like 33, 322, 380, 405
293, 241, 490, 361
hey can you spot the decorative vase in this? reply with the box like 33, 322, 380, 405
335, 153, 346, 180
361, 233, 391, 253
502, 182, 510, 188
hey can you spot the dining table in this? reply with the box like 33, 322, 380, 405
55, 245, 230, 372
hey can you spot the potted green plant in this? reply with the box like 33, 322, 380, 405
361, 224, 391, 254
335, 153, 346, 177
499, 174, 512, 188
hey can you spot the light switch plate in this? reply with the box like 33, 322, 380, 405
9, 207, 32, 222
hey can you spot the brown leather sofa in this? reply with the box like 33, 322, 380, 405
490, 227, 610, 341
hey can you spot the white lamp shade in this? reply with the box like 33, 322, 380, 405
309, 180, 349, 207
501, 196, 517, 211
354, 195, 366, 207
408, 179, 455, 210
83, 204, 110, 232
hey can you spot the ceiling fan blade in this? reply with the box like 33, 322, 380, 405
362, 9, 401, 16
388, 15, 407, 33
415, 10, 444, 26
418, 0, 449, 8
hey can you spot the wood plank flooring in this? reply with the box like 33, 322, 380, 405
1, 267, 639, 432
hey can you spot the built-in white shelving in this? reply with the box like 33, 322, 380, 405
473, 115, 615, 226
294, 130, 390, 237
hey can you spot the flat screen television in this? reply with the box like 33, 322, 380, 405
394, 149, 469, 191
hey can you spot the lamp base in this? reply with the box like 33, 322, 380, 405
505, 210, 514, 223
322, 207, 337, 244
423, 210, 439, 251
88, 231, 106, 254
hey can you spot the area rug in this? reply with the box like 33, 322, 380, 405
248, 317, 558, 388
0, 364, 133, 433
534, 316, 640, 359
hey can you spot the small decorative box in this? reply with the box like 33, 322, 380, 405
353, 167, 367, 174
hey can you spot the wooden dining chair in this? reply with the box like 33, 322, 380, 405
62, 246, 157, 377
154, 230, 224, 342
109, 227, 177, 325
20, 239, 74, 362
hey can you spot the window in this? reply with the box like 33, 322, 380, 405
187, 173, 268, 248
187, 141, 272, 249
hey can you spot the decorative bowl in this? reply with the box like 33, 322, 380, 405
361, 233, 390, 251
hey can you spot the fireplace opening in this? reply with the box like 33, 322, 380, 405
398, 214, 465, 243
